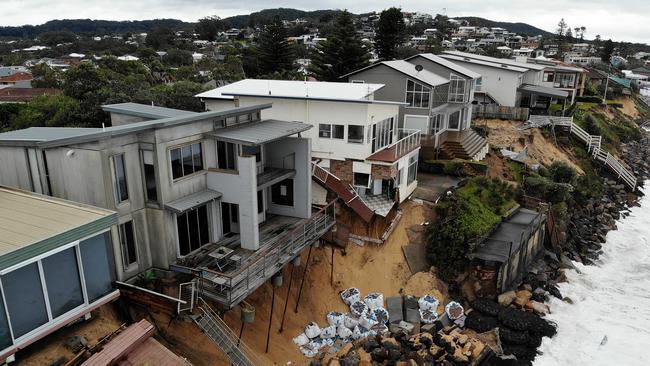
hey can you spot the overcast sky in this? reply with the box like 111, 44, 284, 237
2, 0, 648, 44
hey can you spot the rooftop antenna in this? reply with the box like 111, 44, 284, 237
102, 122, 105, 131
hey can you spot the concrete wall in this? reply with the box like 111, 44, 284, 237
0, 146, 32, 190
109, 113, 148, 126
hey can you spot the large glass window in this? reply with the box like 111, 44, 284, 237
217, 141, 237, 170
430, 114, 444, 135
407, 155, 418, 185
332, 124, 345, 139
371, 117, 395, 152
242, 145, 261, 163
42, 248, 84, 318
112, 154, 128, 203
406, 80, 431, 108
448, 110, 461, 130
448, 75, 467, 103
319, 124, 332, 138
348, 125, 364, 144
0, 286, 11, 349
80, 232, 114, 302
543, 71, 555, 82
177, 204, 210, 256
1, 263, 48, 338
119, 221, 137, 267
170, 142, 203, 179
271, 179, 294, 206
141, 150, 158, 202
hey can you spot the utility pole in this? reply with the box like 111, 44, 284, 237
603, 73, 609, 104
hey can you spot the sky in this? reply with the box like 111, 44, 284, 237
2, 0, 649, 44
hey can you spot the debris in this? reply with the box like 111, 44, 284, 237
363, 293, 384, 310
350, 301, 368, 318
326, 312, 345, 327
341, 288, 361, 305
293, 333, 310, 346
445, 301, 464, 320
305, 322, 321, 339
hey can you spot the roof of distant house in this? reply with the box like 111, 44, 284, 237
440, 53, 529, 73
0, 72, 33, 82
442, 50, 547, 71
341, 60, 449, 87
0, 88, 63, 102
196, 79, 403, 104
404, 53, 482, 79
103, 102, 196, 119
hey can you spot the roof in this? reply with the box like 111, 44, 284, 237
0, 88, 63, 102
404, 53, 482, 79
442, 51, 546, 71
102, 102, 196, 119
342, 60, 448, 87
0, 103, 272, 148
82, 320, 191, 366
0, 186, 116, 271
0, 72, 33, 82
609, 75, 632, 88
165, 189, 223, 214
196, 79, 396, 104
207, 119, 312, 146
518, 84, 569, 98
440, 54, 529, 73
472, 208, 544, 262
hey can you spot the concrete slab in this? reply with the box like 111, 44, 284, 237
412, 173, 461, 203
386, 296, 404, 323
402, 243, 428, 274
405, 308, 421, 324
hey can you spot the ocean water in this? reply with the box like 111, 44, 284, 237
535, 184, 650, 365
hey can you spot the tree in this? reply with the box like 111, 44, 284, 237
196, 16, 229, 41
565, 27, 573, 41
145, 26, 175, 49
375, 7, 406, 60
30, 63, 60, 88
601, 39, 615, 62
256, 16, 294, 75
308, 10, 370, 81
11, 95, 81, 130
580, 26, 586, 41
146, 81, 205, 112
556, 18, 567, 40
164, 49, 193, 67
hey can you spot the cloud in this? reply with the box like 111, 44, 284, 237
1, 0, 648, 44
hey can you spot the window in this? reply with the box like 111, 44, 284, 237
448, 110, 461, 130
407, 155, 418, 185
430, 114, 444, 135
242, 145, 261, 163
257, 190, 264, 213
555, 73, 576, 88
406, 80, 431, 108
396, 168, 403, 186
0, 286, 10, 349
177, 204, 210, 256
80, 232, 114, 302
119, 221, 137, 267
475, 77, 483, 91
271, 179, 294, 206
348, 125, 364, 144
319, 124, 332, 138
354, 173, 370, 188
112, 154, 128, 203
170, 142, 203, 179
543, 71, 555, 82
371, 117, 395, 152
332, 124, 345, 139
448, 75, 467, 103
141, 150, 158, 202
217, 141, 237, 170
42, 248, 84, 318
1, 263, 49, 338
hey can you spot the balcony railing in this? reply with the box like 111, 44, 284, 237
367, 129, 421, 163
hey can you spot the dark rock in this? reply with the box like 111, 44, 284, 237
547, 285, 562, 299
471, 298, 502, 317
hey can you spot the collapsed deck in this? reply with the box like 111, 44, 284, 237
171, 202, 336, 308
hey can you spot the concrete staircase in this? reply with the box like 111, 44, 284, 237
440, 129, 488, 161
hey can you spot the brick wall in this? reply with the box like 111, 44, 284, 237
330, 159, 353, 185
371, 163, 397, 180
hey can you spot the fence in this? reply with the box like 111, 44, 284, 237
473, 105, 530, 121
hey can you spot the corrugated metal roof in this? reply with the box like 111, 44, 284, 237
443, 51, 547, 71
164, 189, 222, 214
440, 54, 529, 73
341, 60, 449, 87
207, 119, 312, 146
102, 102, 197, 119
196, 79, 389, 103
0, 103, 272, 148
518, 84, 569, 98
0, 186, 116, 270
405, 53, 482, 79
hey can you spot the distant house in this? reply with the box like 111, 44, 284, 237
585, 67, 608, 87
0, 72, 33, 88
0, 88, 63, 103
0, 186, 118, 362
0, 66, 28, 78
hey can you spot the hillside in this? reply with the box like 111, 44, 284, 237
0, 19, 193, 38
454, 16, 553, 37
225, 8, 342, 28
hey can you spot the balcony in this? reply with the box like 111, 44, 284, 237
170, 201, 336, 308
366, 129, 421, 163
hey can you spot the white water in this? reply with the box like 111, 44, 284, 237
535, 184, 650, 365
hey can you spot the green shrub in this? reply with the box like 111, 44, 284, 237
548, 161, 578, 185
524, 176, 572, 203
443, 161, 467, 176
537, 165, 550, 178
420, 160, 446, 174
472, 125, 489, 137
576, 95, 603, 103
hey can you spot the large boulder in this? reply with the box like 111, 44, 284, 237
498, 291, 517, 306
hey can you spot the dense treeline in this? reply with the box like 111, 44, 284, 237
0, 19, 192, 38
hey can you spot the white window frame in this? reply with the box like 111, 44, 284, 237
110, 153, 129, 205
405, 79, 431, 108
118, 220, 138, 269
169, 141, 204, 182
448, 74, 467, 103
318, 124, 332, 138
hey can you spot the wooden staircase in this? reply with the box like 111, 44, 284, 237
440, 129, 488, 161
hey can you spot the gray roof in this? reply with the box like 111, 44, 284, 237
102, 102, 196, 119
518, 84, 569, 99
405, 53, 482, 79
165, 189, 222, 214
206, 119, 312, 146
443, 51, 547, 71
0, 103, 273, 148
440, 54, 529, 73
343, 60, 449, 87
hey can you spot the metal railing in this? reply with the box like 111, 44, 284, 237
388, 129, 421, 160
197, 201, 336, 307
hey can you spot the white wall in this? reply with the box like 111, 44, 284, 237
447, 61, 523, 106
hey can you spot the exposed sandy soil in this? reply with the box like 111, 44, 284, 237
217, 199, 444, 365
615, 97, 639, 119
477, 119, 585, 174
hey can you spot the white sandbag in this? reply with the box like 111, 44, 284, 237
300, 339, 323, 358
363, 292, 384, 310
326, 311, 345, 327
344, 314, 359, 329
349, 300, 368, 318
292, 333, 309, 347
320, 325, 336, 339
337, 325, 353, 339
419, 307, 438, 324
370, 323, 389, 335
304, 322, 321, 339
358, 309, 379, 329
351, 325, 363, 340
418, 294, 439, 312
372, 307, 390, 324
445, 301, 464, 320
340, 287, 361, 305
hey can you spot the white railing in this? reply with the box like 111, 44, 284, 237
529, 115, 637, 190
389, 129, 421, 160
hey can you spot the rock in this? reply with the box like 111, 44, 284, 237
337, 343, 353, 358
513, 290, 532, 308
397, 321, 415, 334
327, 360, 341, 366
563, 297, 574, 304
381, 337, 400, 349
358, 349, 372, 363
525, 300, 550, 315
547, 285, 562, 299
498, 291, 517, 306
